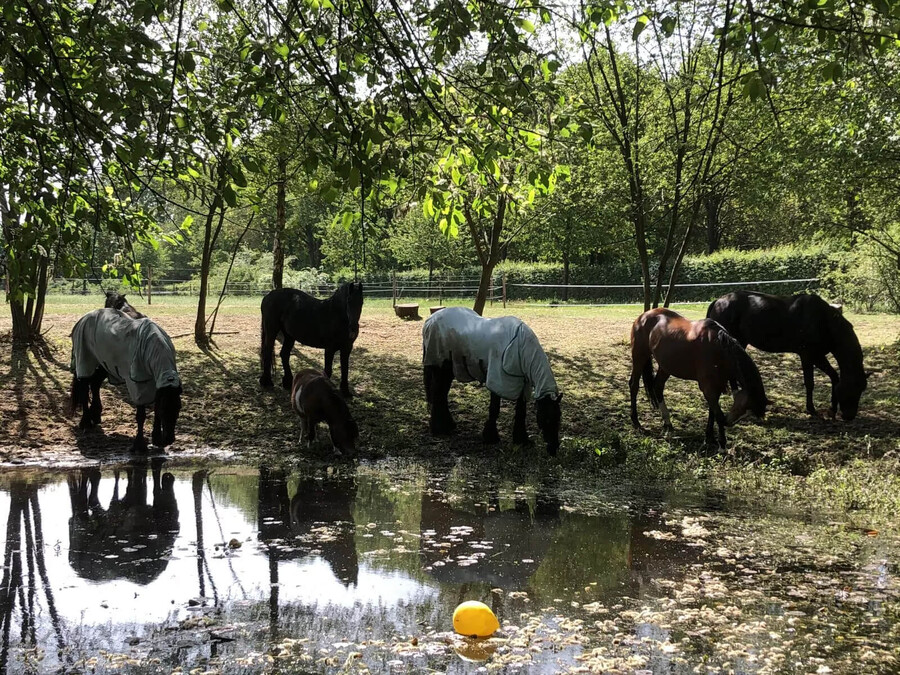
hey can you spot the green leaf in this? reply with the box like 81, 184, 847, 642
223, 183, 238, 207
633, 14, 649, 40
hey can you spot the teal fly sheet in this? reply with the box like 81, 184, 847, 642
423, 306, 558, 401
71, 309, 180, 406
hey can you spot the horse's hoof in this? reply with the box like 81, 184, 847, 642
430, 421, 454, 436
513, 434, 532, 446
281, 376, 293, 391
482, 428, 500, 444
259, 376, 274, 388
828, 407, 837, 420
341, 388, 353, 399
78, 419, 93, 431
663, 423, 675, 434
132, 439, 148, 453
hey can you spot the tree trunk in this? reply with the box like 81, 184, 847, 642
562, 252, 570, 303
272, 155, 287, 290
705, 193, 722, 254
305, 222, 320, 267
194, 193, 225, 349
30, 257, 48, 336
473, 262, 497, 316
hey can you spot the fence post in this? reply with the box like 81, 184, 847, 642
502, 273, 507, 308
391, 270, 397, 308
439, 283, 443, 307
147, 265, 152, 305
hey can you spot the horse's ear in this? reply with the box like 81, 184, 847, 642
830, 303, 843, 314
105, 290, 114, 299
865, 371, 872, 380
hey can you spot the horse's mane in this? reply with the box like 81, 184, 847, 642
715, 329, 767, 417
825, 307, 865, 381
332, 281, 364, 314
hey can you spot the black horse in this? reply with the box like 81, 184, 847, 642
707, 291, 867, 420
259, 282, 364, 397
104, 291, 145, 319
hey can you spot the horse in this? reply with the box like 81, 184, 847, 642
70, 308, 182, 450
259, 282, 364, 397
291, 368, 359, 456
104, 291, 145, 319
422, 306, 563, 455
706, 291, 867, 420
630, 308, 768, 448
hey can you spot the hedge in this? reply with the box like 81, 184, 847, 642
338, 247, 834, 304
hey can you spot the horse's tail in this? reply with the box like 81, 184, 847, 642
716, 329, 767, 418
70, 375, 80, 414
631, 313, 659, 409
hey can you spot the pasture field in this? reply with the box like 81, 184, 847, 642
1, 294, 899, 517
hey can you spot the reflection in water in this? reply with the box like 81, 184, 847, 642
68, 459, 179, 584
0, 462, 895, 674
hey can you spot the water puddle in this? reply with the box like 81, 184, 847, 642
0, 458, 897, 673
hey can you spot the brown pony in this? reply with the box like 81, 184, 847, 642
629, 308, 768, 448
291, 369, 359, 456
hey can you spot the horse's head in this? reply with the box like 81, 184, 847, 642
105, 291, 143, 319
105, 291, 125, 309
152, 385, 183, 448
343, 282, 364, 342
535, 393, 563, 456
330, 417, 360, 457
835, 373, 868, 421
725, 389, 768, 426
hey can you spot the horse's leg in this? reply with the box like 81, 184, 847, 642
512, 396, 530, 445
133, 405, 147, 451
814, 355, 840, 419
429, 363, 455, 435
653, 370, 673, 432
338, 348, 352, 398
74, 378, 92, 430
323, 348, 335, 379
482, 393, 501, 444
703, 389, 728, 449
280, 336, 295, 390
800, 354, 817, 416
88, 369, 105, 425
629, 352, 649, 429
298, 415, 309, 447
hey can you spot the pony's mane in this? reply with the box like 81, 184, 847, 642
826, 307, 864, 379
715, 329, 767, 417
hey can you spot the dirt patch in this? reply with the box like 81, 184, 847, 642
0, 300, 898, 478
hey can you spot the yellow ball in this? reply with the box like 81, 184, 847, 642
452, 601, 499, 637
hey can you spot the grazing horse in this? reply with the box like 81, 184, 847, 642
706, 291, 867, 420
291, 368, 359, 456
422, 306, 563, 455
70, 308, 182, 449
630, 308, 767, 448
104, 291, 145, 319
259, 282, 364, 397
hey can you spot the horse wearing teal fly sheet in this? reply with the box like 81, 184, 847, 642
422, 306, 562, 455
70, 308, 182, 450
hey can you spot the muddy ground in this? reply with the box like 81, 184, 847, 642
1, 296, 899, 514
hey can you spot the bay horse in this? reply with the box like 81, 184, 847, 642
105, 291, 145, 319
707, 291, 867, 420
291, 368, 359, 456
630, 308, 767, 448
259, 282, 364, 397
71, 308, 182, 449
423, 306, 562, 455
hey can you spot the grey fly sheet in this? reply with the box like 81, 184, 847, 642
71, 309, 180, 405
422, 306, 558, 401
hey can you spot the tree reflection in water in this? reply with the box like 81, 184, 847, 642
257, 466, 359, 639
0, 480, 65, 673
